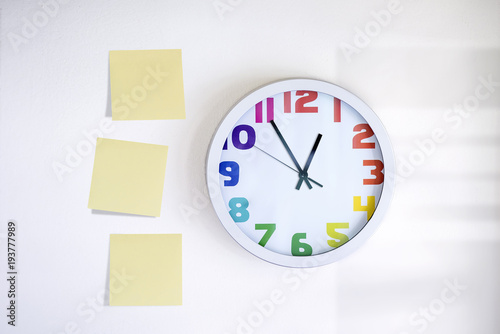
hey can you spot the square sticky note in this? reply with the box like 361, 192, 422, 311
110, 49, 185, 120
109, 234, 182, 306
88, 138, 168, 217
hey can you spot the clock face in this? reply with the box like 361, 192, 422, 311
206, 79, 394, 267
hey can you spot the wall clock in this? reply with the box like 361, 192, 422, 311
206, 79, 394, 267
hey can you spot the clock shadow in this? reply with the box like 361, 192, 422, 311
182, 77, 273, 247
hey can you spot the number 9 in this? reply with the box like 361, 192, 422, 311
219, 161, 240, 186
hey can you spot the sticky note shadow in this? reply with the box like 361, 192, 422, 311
91, 209, 155, 218
104, 241, 111, 305
105, 57, 112, 118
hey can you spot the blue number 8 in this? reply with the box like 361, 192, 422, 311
219, 161, 240, 186
229, 197, 249, 222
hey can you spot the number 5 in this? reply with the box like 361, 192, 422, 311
326, 223, 349, 248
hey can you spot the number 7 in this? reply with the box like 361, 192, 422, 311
255, 224, 276, 247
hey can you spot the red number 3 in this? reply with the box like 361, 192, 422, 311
363, 160, 384, 185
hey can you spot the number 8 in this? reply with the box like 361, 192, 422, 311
229, 197, 250, 223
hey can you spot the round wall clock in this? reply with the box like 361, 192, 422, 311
206, 79, 394, 267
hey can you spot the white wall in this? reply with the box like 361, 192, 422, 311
1, 0, 499, 333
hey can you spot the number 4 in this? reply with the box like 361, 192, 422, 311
353, 196, 375, 221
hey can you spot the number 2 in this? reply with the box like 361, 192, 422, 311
353, 124, 375, 149
284, 91, 318, 113
295, 91, 318, 113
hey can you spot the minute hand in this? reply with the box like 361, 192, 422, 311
254, 146, 323, 188
270, 120, 313, 189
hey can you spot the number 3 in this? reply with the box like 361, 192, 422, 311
363, 160, 384, 185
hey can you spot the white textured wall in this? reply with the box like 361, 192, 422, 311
0, 0, 499, 333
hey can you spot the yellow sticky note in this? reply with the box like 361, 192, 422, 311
88, 138, 168, 217
109, 234, 182, 306
110, 49, 185, 120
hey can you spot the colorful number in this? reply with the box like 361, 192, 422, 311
229, 197, 250, 222
295, 91, 318, 113
222, 124, 256, 150
354, 196, 375, 221
291, 233, 313, 256
363, 160, 384, 185
326, 223, 349, 248
284, 91, 291, 113
334, 97, 341, 122
255, 224, 276, 246
232, 124, 256, 149
255, 98, 274, 123
353, 124, 375, 149
219, 161, 240, 186
283, 91, 319, 113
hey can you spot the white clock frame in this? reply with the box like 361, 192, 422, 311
206, 79, 395, 267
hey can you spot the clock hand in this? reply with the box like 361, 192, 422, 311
254, 146, 323, 188
296, 134, 322, 190
270, 120, 313, 189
